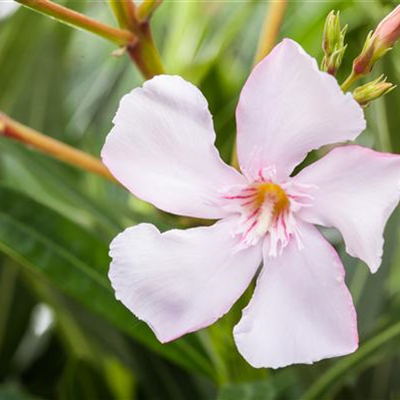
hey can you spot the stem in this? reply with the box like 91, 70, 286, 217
108, 0, 164, 79
301, 320, 400, 400
108, 0, 130, 28
0, 113, 116, 182
17, 0, 163, 79
128, 22, 165, 79
136, 0, 162, 23
108, 0, 137, 30
231, 0, 288, 169
254, 0, 288, 64
16, 0, 135, 46
341, 70, 360, 92
121, 0, 137, 28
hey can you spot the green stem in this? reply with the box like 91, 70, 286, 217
108, 0, 137, 30
16, 0, 135, 46
341, 70, 360, 92
136, 0, 162, 23
128, 22, 165, 79
18, 0, 163, 79
301, 320, 400, 400
108, 0, 129, 28
108, 0, 164, 78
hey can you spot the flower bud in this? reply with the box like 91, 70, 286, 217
323, 11, 341, 54
322, 45, 347, 76
375, 4, 400, 48
321, 11, 347, 75
353, 75, 396, 107
352, 5, 400, 77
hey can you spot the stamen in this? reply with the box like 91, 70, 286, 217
221, 179, 311, 255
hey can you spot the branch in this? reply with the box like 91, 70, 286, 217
127, 22, 164, 79
17, 0, 164, 79
16, 0, 135, 46
136, 0, 162, 23
254, 0, 288, 64
108, 0, 137, 30
0, 113, 116, 182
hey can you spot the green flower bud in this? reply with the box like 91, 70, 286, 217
353, 75, 396, 107
321, 11, 347, 75
323, 11, 341, 54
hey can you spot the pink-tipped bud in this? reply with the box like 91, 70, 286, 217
375, 4, 400, 48
352, 5, 400, 77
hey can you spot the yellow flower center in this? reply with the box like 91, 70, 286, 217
221, 180, 295, 253
254, 182, 290, 221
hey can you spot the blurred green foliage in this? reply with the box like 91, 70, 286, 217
1, 1, 400, 399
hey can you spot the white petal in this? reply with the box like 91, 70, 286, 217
102, 75, 245, 219
234, 222, 358, 369
294, 145, 400, 273
109, 218, 262, 343
236, 39, 366, 180
0, 2, 18, 20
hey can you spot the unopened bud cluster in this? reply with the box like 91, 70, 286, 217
321, 11, 347, 75
322, 5, 400, 106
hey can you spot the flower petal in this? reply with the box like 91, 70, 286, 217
0, 2, 19, 20
109, 218, 262, 343
236, 39, 366, 180
233, 222, 358, 369
102, 75, 244, 219
294, 145, 400, 273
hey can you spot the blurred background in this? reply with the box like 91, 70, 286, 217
1, 0, 400, 399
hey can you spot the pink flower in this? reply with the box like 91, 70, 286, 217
101, 39, 400, 368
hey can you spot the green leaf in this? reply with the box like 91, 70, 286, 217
217, 380, 276, 400
0, 185, 215, 378
0, 384, 45, 400
301, 319, 400, 400
0, 261, 36, 377
58, 358, 115, 400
